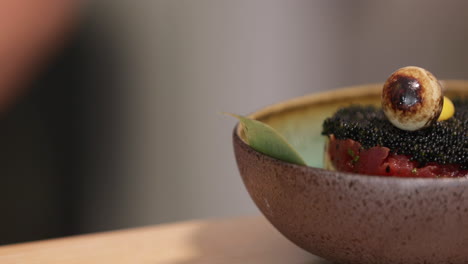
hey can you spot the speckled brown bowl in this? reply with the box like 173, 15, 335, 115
233, 81, 468, 264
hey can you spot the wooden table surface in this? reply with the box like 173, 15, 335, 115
0, 216, 331, 264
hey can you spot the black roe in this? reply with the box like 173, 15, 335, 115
321, 99, 468, 169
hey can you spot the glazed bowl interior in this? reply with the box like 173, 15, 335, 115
233, 80, 468, 264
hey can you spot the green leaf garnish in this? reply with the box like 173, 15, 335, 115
226, 113, 307, 166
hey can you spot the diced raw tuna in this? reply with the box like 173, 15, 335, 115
327, 135, 468, 178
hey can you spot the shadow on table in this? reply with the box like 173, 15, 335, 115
171, 217, 334, 264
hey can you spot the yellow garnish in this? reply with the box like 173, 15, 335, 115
438, 96, 455, 121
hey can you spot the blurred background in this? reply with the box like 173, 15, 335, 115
2, 0, 468, 244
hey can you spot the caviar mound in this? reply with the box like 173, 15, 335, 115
322, 99, 468, 172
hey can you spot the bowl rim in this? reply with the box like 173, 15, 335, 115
234, 80, 468, 183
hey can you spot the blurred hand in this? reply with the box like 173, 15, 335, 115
0, 0, 78, 112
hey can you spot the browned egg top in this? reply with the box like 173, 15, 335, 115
387, 75, 422, 111
381, 66, 443, 131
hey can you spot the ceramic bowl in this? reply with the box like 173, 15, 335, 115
233, 81, 468, 264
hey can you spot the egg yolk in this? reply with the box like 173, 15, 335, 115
438, 96, 455, 121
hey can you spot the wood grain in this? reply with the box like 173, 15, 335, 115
0, 216, 330, 264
